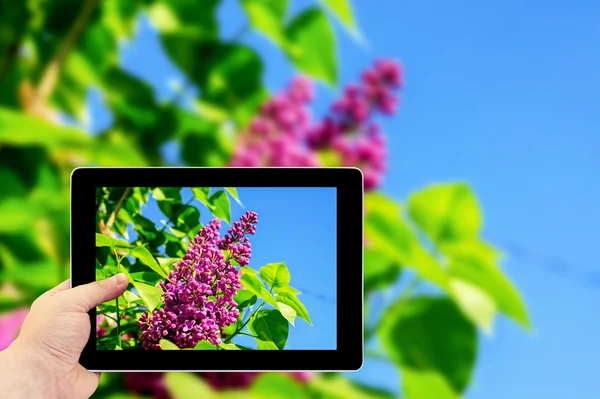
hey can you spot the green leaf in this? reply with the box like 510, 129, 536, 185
115, 345, 123, 350
133, 282, 163, 313
194, 341, 217, 350
103, 0, 140, 39
241, 266, 259, 275
273, 285, 301, 295
175, 206, 200, 231
129, 271, 162, 286
160, 339, 180, 350
276, 302, 297, 326
164, 232, 186, 258
130, 245, 168, 279
164, 373, 216, 399
240, 273, 279, 309
378, 296, 477, 394
0, 107, 91, 149
449, 278, 497, 334
240, 0, 288, 47
191, 187, 214, 210
162, 39, 264, 111
286, 8, 337, 85
234, 289, 257, 309
179, 115, 232, 167
365, 194, 448, 289
118, 265, 162, 313
208, 190, 231, 224
95, 233, 131, 249
251, 373, 308, 399
123, 290, 141, 304
309, 374, 395, 399
249, 309, 289, 350
1, 261, 60, 292
444, 241, 530, 329
157, 257, 180, 271
0, 197, 45, 234
218, 342, 241, 350
259, 262, 291, 290
319, 0, 359, 36
408, 183, 482, 245
240, 273, 265, 296
151, 188, 167, 201
275, 292, 312, 325
364, 247, 402, 293
224, 187, 243, 207
148, 0, 220, 40
96, 259, 106, 280
401, 368, 459, 399
260, 287, 280, 309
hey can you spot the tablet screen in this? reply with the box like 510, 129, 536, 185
94, 187, 337, 351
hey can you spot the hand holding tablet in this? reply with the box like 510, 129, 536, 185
71, 167, 364, 372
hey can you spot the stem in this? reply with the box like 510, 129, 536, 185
238, 332, 260, 339
116, 296, 121, 348
103, 187, 132, 235
365, 348, 393, 364
113, 250, 123, 348
101, 313, 118, 323
399, 275, 421, 303
27, 0, 101, 114
231, 24, 250, 42
225, 301, 265, 343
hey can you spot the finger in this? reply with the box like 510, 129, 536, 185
64, 274, 128, 312
47, 279, 71, 296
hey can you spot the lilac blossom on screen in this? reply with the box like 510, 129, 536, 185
139, 211, 258, 350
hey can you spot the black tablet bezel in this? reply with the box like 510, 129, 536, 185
71, 167, 363, 372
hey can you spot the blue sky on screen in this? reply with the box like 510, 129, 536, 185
136, 187, 337, 350
88, 0, 600, 395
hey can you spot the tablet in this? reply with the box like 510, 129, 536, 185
70, 167, 363, 372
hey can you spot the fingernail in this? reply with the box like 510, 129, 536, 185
114, 273, 127, 285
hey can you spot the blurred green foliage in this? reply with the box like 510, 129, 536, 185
0, 0, 529, 398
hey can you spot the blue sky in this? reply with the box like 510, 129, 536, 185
88, 0, 600, 396
138, 187, 337, 350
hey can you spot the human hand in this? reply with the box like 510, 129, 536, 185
0, 274, 128, 399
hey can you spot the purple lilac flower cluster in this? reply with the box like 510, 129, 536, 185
125, 371, 314, 397
229, 60, 402, 190
0, 308, 28, 351
308, 60, 401, 190
138, 211, 258, 350
229, 77, 317, 167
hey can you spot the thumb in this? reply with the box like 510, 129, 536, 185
73, 364, 101, 399
65, 274, 128, 312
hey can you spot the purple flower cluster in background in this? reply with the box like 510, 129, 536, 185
125, 371, 314, 397
230, 76, 317, 167
230, 60, 402, 190
139, 211, 258, 350
0, 308, 28, 351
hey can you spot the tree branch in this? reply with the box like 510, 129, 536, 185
27, 0, 101, 114
102, 187, 131, 235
